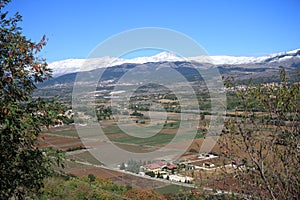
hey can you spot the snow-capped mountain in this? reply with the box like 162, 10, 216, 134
127, 51, 184, 63
48, 49, 300, 77
190, 48, 300, 65
49, 52, 185, 77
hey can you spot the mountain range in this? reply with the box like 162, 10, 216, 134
48, 49, 300, 77
35, 49, 300, 100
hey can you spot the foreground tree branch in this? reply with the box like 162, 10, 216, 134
0, 1, 64, 199
221, 69, 300, 199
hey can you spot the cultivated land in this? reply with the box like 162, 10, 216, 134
37, 114, 241, 195
35, 67, 299, 197
39, 110, 298, 197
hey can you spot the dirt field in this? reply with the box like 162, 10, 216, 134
110, 174, 169, 190
62, 160, 170, 190
66, 167, 124, 179
37, 123, 245, 193
37, 134, 84, 150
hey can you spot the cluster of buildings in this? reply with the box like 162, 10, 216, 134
139, 161, 194, 183
119, 153, 241, 184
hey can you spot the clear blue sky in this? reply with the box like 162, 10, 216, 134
5, 0, 300, 62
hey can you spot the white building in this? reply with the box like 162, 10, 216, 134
169, 175, 193, 183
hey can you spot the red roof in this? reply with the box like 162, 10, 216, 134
144, 163, 164, 170
167, 164, 178, 170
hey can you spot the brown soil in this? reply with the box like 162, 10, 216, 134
66, 167, 123, 179
110, 174, 169, 190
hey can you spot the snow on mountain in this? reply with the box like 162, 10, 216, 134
48, 49, 300, 77
146, 51, 184, 62
190, 48, 300, 65
267, 48, 300, 57
190, 55, 259, 65
286, 48, 300, 54
49, 52, 184, 77
49, 57, 124, 77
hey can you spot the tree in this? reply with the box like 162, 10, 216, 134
0, 1, 64, 198
123, 188, 167, 200
120, 162, 126, 170
88, 174, 96, 183
145, 171, 155, 178
221, 69, 300, 199
156, 172, 161, 178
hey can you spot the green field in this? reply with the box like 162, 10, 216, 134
67, 151, 103, 165
47, 128, 79, 137
111, 132, 174, 146
45, 120, 199, 147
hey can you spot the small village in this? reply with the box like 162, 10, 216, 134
118, 152, 245, 185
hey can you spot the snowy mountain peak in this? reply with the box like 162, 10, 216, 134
125, 51, 183, 64
287, 48, 300, 54
48, 49, 300, 77
151, 51, 182, 61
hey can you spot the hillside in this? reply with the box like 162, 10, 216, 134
35, 49, 300, 100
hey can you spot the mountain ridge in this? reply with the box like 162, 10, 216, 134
48, 49, 300, 77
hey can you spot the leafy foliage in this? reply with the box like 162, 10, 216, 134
123, 188, 167, 200
221, 69, 300, 199
40, 175, 165, 200
0, 1, 64, 198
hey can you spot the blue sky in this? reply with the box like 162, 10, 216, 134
5, 0, 300, 62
